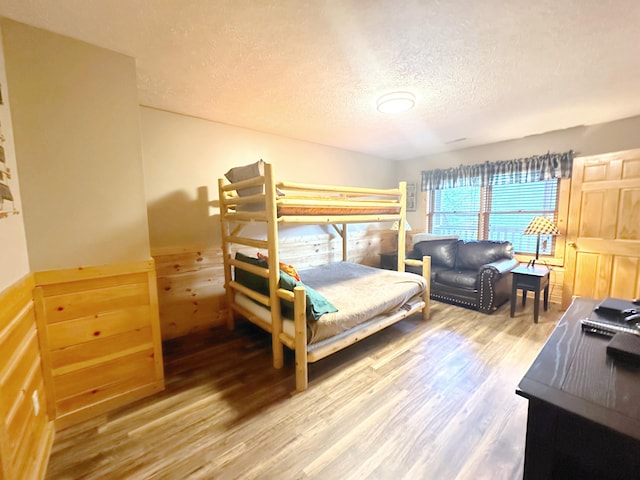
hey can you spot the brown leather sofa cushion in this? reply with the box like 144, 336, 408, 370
454, 241, 514, 270
436, 269, 477, 289
415, 239, 460, 268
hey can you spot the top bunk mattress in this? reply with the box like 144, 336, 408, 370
231, 195, 402, 217
276, 204, 399, 216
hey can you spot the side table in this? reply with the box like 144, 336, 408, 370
379, 251, 398, 270
510, 265, 550, 323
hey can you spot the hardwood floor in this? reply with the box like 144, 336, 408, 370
46, 301, 561, 479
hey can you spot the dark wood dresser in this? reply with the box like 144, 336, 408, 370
516, 297, 640, 479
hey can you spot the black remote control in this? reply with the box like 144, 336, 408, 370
625, 313, 640, 322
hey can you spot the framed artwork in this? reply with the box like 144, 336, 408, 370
406, 182, 417, 212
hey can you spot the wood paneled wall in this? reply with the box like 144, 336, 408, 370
548, 267, 564, 305
33, 260, 164, 430
154, 229, 396, 340
154, 248, 227, 341
0, 274, 54, 480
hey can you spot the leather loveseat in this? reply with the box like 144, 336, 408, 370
406, 239, 519, 313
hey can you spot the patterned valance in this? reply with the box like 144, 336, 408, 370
421, 151, 574, 191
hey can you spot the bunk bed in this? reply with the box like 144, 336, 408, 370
217, 160, 431, 391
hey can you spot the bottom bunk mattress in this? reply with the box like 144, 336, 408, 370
234, 261, 427, 345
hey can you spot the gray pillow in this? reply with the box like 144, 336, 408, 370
224, 160, 285, 211
224, 159, 265, 198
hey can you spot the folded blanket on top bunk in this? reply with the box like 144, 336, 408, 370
234, 261, 426, 345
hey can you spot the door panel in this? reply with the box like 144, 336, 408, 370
619, 189, 640, 239
611, 256, 640, 299
563, 149, 640, 308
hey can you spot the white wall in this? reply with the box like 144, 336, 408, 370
2, 19, 150, 271
141, 107, 396, 252
0, 22, 28, 292
396, 115, 640, 229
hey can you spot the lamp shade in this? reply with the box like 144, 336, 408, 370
523, 217, 559, 236
523, 216, 558, 267
391, 220, 412, 231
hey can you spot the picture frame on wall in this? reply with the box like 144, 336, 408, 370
406, 182, 417, 212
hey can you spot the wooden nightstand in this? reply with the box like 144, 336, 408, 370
379, 251, 398, 270
510, 265, 550, 323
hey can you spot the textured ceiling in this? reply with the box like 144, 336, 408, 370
1, 0, 639, 160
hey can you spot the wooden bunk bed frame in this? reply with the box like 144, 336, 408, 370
218, 162, 431, 391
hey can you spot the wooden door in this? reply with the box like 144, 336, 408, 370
563, 149, 640, 308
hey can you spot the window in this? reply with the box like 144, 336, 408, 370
428, 176, 560, 255
431, 184, 481, 241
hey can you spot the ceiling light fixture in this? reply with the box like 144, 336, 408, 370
376, 91, 416, 114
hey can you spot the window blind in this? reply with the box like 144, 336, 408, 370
430, 178, 559, 254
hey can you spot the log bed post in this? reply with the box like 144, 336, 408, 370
217, 177, 235, 330
397, 181, 407, 271
293, 285, 308, 392
404, 255, 431, 321
342, 223, 347, 262
422, 255, 431, 321
264, 163, 284, 370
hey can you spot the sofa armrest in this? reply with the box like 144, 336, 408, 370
481, 257, 519, 275
477, 258, 519, 313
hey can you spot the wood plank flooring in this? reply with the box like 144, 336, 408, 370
45, 301, 561, 479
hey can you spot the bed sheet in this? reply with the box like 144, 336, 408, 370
235, 262, 426, 345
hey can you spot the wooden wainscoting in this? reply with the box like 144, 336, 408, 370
276, 228, 396, 268
153, 248, 228, 341
0, 274, 54, 480
153, 228, 396, 341
547, 266, 564, 305
33, 260, 164, 430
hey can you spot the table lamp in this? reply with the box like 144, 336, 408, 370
390, 220, 412, 231
523, 216, 559, 267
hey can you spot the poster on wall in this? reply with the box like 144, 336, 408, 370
0, 83, 19, 220
406, 182, 417, 212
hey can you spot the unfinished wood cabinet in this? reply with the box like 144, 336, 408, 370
0, 274, 54, 480
33, 260, 164, 430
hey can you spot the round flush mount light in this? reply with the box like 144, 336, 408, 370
376, 91, 416, 114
